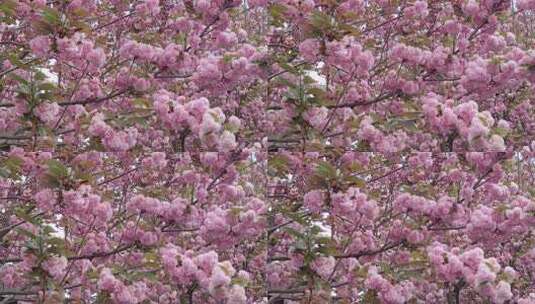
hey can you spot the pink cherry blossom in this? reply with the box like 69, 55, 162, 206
29, 35, 51, 57
0, 1, 534, 303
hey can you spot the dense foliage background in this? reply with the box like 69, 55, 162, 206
0, 0, 534, 303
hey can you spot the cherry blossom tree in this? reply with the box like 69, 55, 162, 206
0, 0, 534, 303
268, 151, 535, 303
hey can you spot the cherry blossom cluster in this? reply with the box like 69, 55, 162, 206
0, 0, 534, 303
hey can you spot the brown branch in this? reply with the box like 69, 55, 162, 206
58, 89, 129, 106
0, 243, 136, 264
94, 12, 135, 31
327, 92, 398, 109
367, 164, 406, 183
267, 62, 307, 80
427, 225, 466, 231
68, 243, 135, 261
0, 135, 32, 140
333, 241, 405, 259
268, 288, 305, 294
97, 167, 139, 186
161, 227, 199, 233
0, 290, 38, 296
268, 241, 405, 263
0, 212, 44, 240
0, 59, 38, 78
153, 72, 192, 79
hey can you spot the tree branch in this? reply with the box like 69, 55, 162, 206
333, 241, 405, 259
327, 92, 398, 109
58, 89, 129, 106
0, 243, 136, 264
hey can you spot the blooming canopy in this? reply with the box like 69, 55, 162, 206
0, 0, 534, 303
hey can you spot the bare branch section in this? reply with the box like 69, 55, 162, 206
0, 243, 136, 265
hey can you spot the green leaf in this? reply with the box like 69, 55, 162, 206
278, 62, 300, 75
345, 175, 366, 188
15, 227, 36, 239
315, 161, 337, 180
338, 23, 361, 37
0, 0, 17, 17
309, 11, 333, 33
25, 239, 40, 252
42, 7, 61, 25
42, 160, 69, 187
310, 225, 322, 235
95, 292, 111, 304
86, 269, 100, 280
41, 174, 62, 188
229, 207, 242, 217
127, 269, 159, 281
48, 237, 70, 256
302, 75, 316, 85
222, 54, 236, 64
286, 211, 309, 225
144, 251, 160, 263
33, 19, 56, 34
74, 170, 95, 185
315, 236, 331, 244
495, 204, 508, 214
284, 227, 305, 239
2, 156, 23, 177
401, 111, 422, 120
273, 75, 296, 89
131, 98, 151, 108
47, 159, 69, 179
7, 55, 27, 69
42, 225, 56, 235
231, 276, 248, 286
268, 155, 289, 175
268, 4, 287, 26
316, 245, 337, 256
294, 239, 307, 252
494, 126, 509, 137
0, 167, 10, 178
303, 251, 315, 264
9, 73, 29, 85
307, 87, 329, 105
362, 290, 381, 303
38, 82, 56, 92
